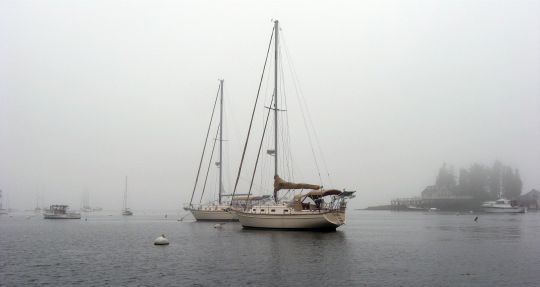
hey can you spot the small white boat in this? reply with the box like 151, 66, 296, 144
482, 198, 526, 213
43, 205, 81, 219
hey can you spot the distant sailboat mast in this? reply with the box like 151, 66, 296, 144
124, 176, 128, 210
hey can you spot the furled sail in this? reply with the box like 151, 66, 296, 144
274, 175, 320, 193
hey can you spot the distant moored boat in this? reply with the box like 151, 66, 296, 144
482, 198, 526, 213
122, 176, 133, 216
43, 205, 81, 219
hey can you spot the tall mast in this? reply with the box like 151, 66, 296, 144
274, 20, 279, 181
219, 79, 224, 204
124, 176, 127, 210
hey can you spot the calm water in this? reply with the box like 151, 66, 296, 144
1, 210, 540, 286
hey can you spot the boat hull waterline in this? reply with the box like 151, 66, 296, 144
236, 211, 345, 230
483, 207, 526, 213
43, 213, 81, 219
189, 209, 239, 221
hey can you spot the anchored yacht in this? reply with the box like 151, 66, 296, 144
184, 80, 239, 221
43, 205, 81, 219
482, 198, 526, 213
230, 20, 355, 230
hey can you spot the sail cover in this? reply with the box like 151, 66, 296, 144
293, 189, 343, 201
273, 176, 321, 199
231, 195, 269, 201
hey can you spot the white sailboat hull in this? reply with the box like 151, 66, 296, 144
189, 208, 239, 221
237, 211, 345, 230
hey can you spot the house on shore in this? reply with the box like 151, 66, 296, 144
518, 189, 539, 210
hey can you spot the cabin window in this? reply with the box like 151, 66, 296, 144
271, 209, 275, 212
260, 209, 265, 212
284, 209, 289, 212
252, 209, 256, 211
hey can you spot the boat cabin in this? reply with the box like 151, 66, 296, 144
48, 205, 69, 215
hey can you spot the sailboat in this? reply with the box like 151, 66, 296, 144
233, 20, 355, 231
184, 79, 239, 221
122, 176, 133, 216
34, 193, 42, 214
81, 189, 92, 213
0, 189, 8, 215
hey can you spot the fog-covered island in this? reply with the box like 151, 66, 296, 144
375, 161, 539, 211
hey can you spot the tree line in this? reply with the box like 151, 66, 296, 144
434, 161, 522, 201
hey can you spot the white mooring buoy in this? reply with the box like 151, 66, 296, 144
154, 234, 169, 246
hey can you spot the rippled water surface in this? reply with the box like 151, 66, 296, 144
1, 210, 540, 286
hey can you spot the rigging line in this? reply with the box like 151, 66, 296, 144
230, 26, 275, 205
278, 48, 294, 182
198, 124, 221, 204
281, 33, 326, 186
278, 73, 289, 180
246, 95, 274, 207
189, 84, 221, 206
284, 34, 333, 187
238, 175, 271, 194
282, 43, 323, 185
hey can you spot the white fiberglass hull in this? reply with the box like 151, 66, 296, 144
237, 211, 345, 230
43, 213, 81, 219
483, 207, 526, 213
189, 209, 239, 221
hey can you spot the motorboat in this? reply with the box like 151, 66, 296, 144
482, 198, 526, 213
43, 205, 81, 219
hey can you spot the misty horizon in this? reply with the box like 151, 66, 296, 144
1, 0, 539, 211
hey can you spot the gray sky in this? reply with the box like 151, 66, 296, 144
1, 0, 539, 210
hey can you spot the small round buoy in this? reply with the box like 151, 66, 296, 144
154, 234, 169, 246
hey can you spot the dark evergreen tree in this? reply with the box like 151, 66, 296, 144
436, 163, 456, 190
502, 168, 522, 199
466, 163, 490, 201
456, 168, 470, 196
435, 161, 522, 202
